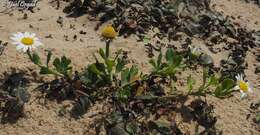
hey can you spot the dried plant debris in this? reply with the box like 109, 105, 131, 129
66, 0, 215, 38
64, 0, 256, 41
249, 101, 260, 131
71, 95, 92, 118
101, 96, 221, 134
0, 40, 8, 56
103, 109, 183, 135
0, 71, 30, 123
190, 99, 217, 129
221, 29, 260, 79
244, 0, 260, 6
64, 0, 259, 79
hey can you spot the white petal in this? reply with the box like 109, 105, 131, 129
12, 42, 21, 45
24, 32, 30, 37
11, 32, 24, 42
30, 33, 36, 38
34, 37, 40, 41
16, 44, 25, 50
13, 32, 24, 40
34, 41, 43, 47
10, 36, 18, 41
234, 85, 240, 90
241, 74, 244, 81
248, 86, 253, 93
17, 32, 24, 38
235, 75, 239, 81
238, 74, 242, 81
12, 33, 19, 38
245, 82, 253, 92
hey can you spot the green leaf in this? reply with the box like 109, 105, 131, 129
121, 68, 130, 86
46, 50, 52, 67
214, 78, 235, 98
166, 48, 174, 65
126, 122, 138, 135
32, 53, 41, 65
53, 56, 72, 75
202, 68, 208, 85
221, 78, 235, 91
172, 55, 182, 67
160, 66, 176, 77
53, 58, 61, 69
61, 56, 71, 67
105, 59, 115, 73
256, 113, 260, 123
88, 64, 101, 75
187, 75, 196, 93
208, 75, 219, 86
129, 66, 139, 82
120, 66, 139, 86
116, 58, 126, 73
165, 48, 183, 67
99, 48, 106, 59
149, 59, 157, 68
143, 35, 151, 44
40, 67, 53, 74
157, 52, 162, 68
116, 87, 131, 101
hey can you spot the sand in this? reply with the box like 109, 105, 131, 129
0, 0, 259, 134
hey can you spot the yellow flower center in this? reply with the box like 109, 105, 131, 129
21, 37, 34, 46
102, 25, 117, 39
239, 81, 248, 92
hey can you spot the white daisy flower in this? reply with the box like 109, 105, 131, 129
10, 32, 43, 52
234, 74, 253, 99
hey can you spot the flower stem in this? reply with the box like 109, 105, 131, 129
105, 40, 111, 58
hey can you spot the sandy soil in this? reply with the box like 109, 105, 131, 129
0, 0, 259, 135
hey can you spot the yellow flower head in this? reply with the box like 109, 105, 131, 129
21, 37, 34, 45
102, 25, 117, 39
239, 81, 248, 92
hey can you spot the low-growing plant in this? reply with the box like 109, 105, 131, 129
149, 48, 185, 78
7, 29, 248, 135
81, 49, 127, 89
28, 50, 72, 79
187, 68, 235, 98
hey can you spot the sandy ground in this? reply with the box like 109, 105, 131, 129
0, 0, 259, 135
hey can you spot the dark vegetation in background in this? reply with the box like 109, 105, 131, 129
0, 0, 259, 134
63, 0, 259, 79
